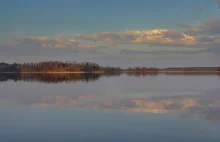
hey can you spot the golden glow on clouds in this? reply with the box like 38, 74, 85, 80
0, 18, 219, 58
76, 29, 199, 46
12, 37, 101, 49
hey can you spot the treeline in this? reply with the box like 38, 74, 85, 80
0, 61, 119, 73
0, 63, 20, 72
0, 61, 220, 73
19, 61, 103, 72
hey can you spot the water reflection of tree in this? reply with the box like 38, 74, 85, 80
0, 73, 20, 82
1, 72, 220, 83
0, 73, 102, 83
126, 72, 158, 76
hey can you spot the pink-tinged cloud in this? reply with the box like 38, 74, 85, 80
0, 36, 106, 57
13, 37, 100, 49
74, 18, 220, 49
4, 18, 220, 49
1, 18, 220, 57
76, 29, 198, 46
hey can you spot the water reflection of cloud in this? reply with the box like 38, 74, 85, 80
0, 89, 220, 122
79, 92, 220, 122
0, 94, 96, 107
80, 97, 200, 113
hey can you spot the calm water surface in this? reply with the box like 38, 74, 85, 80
0, 74, 220, 142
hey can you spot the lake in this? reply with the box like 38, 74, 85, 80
0, 74, 220, 142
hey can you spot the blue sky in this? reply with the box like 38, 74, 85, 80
0, 0, 220, 67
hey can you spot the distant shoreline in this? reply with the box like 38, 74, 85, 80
0, 61, 219, 74
0, 71, 105, 74
0, 70, 219, 74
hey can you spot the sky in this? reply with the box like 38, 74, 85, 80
0, 0, 220, 67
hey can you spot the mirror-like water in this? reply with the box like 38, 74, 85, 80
0, 74, 220, 142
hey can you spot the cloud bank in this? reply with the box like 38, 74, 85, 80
1, 18, 220, 58
76, 18, 220, 49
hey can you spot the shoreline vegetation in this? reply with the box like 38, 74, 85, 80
0, 61, 220, 74
0, 61, 219, 83
0, 61, 219, 74
1, 71, 220, 74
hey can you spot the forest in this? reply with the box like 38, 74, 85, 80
0, 61, 121, 73
0, 61, 220, 74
